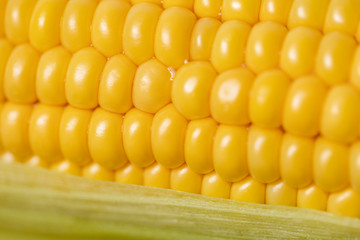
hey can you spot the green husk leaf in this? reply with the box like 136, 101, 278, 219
0, 162, 359, 239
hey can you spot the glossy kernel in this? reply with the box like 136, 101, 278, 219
151, 104, 187, 169
115, 163, 144, 185
133, 59, 172, 114
4, 0, 37, 44
185, 118, 217, 174
29, 104, 63, 163
29, 0, 67, 52
83, 162, 114, 181
320, 85, 360, 143
88, 108, 128, 170
213, 125, 248, 182
280, 27, 322, 78
280, 134, 313, 188
4, 43, 40, 103
201, 171, 231, 199
211, 20, 251, 73
313, 137, 349, 192
162, 0, 194, 9
61, 0, 97, 52
194, 0, 222, 18
36, 46, 71, 105
143, 162, 170, 189
65, 47, 106, 110
266, 180, 297, 206
172, 61, 217, 119
51, 160, 81, 176
349, 141, 360, 191
315, 32, 356, 86
327, 188, 360, 218
123, 3, 162, 65
230, 177, 265, 204
350, 46, 360, 90
170, 164, 203, 194
247, 125, 282, 184
59, 106, 92, 166
99, 54, 136, 114
0, 39, 13, 101
123, 108, 155, 168
259, 0, 294, 25
154, 7, 196, 69
91, 0, 131, 57
297, 184, 328, 211
190, 17, 221, 61
249, 69, 290, 128
221, 0, 261, 25
283, 76, 327, 137
210, 68, 254, 125
246, 21, 287, 74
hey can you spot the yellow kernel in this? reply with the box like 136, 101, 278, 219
315, 32, 356, 86
91, 0, 130, 57
99, 54, 136, 114
221, 0, 261, 25
190, 17, 221, 61
133, 59, 172, 114
313, 137, 349, 192
213, 125, 248, 182
320, 85, 360, 143
36, 46, 71, 105
297, 184, 328, 211
115, 163, 144, 185
65, 47, 106, 110
349, 141, 360, 191
61, 0, 97, 52
123, 108, 155, 168
327, 188, 360, 218
51, 159, 81, 176
185, 118, 217, 174
247, 125, 282, 184
249, 69, 290, 128
170, 164, 202, 194
88, 108, 127, 170
210, 68, 254, 125
266, 180, 297, 206
162, 0, 194, 9
151, 104, 187, 169
259, 0, 294, 25
283, 76, 327, 137
280, 133, 313, 188
350, 46, 360, 90
0, 0, 5, 37
83, 162, 114, 181
231, 176, 265, 204
211, 20, 251, 73
143, 162, 170, 189
246, 21, 287, 74
201, 171, 231, 199
59, 106, 92, 166
29, 104, 63, 163
4, 43, 39, 103
194, 0, 221, 18
0, 39, 13, 101
280, 27, 322, 78
25, 155, 49, 168
154, 7, 196, 69
123, 3, 162, 65
172, 61, 217, 119
29, 0, 67, 52
131, 0, 162, 5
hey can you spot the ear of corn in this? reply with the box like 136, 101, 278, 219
1, 0, 360, 238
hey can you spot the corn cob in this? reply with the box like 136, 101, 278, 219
1, 0, 360, 238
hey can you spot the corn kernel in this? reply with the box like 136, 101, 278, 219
248, 125, 282, 184
115, 163, 144, 185
91, 0, 130, 57
61, 0, 97, 53
123, 108, 155, 168
29, 0, 67, 52
51, 159, 81, 176
327, 188, 360, 218
99, 54, 136, 114
313, 137, 349, 192
88, 108, 128, 170
246, 21, 287, 74
172, 61, 217, 119
36, 46, 71, 105
194, 0, 221, 18
25, 155, 48, 168
59, 106, 92, 166
171, 164, 202, 194
65, 47, 106, 110
151, 104, 187, 169
154, 7, 196, 69
350, 46, 360, 90
185, 118, 217, 174
297, 184, 328, 211
131, 0, 162, 5
349, 141, 360, 191
123, 3, 162, 65
211, 20, 251, 73
231, 176, 265, 204
133, 59, 172, 114
210, 68, 254, 125
221, 0, 261, 25
162, 0, 194, 9
266, 180, 297, 206
201, 171, 231, 199
144, 162, 170, 189
259, 0, 294, 25
213, 125, 248, 182
0, 39, 13, 101
0, 0, 5, 37
83, 162, 114, 181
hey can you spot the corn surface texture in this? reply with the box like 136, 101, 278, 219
1, 0, 360, 219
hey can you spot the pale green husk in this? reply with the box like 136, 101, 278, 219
0, 162, 360, 239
